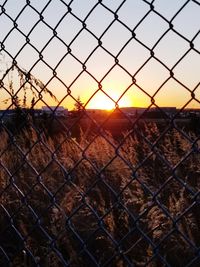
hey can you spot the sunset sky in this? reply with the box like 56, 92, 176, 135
0, 0, 200, 110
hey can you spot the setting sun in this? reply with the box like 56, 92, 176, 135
86, 89, 132, 110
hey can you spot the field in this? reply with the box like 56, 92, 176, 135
0, 117, 200, 266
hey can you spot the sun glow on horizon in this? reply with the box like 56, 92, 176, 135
86, 89, 133, 110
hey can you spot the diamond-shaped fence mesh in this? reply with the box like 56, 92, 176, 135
0, 0, 200, 266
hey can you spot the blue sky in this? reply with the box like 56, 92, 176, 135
0, 0, 200, 109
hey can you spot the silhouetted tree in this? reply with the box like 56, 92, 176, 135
74, 95, 84, 113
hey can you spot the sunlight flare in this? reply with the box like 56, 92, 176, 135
86, 89, 132, 110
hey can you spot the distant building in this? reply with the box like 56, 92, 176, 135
120, 107, 147, 116
0, 109, 16, 117
150, 107, 177, 117
151, 107, 177, 113
42, 106, 68, 116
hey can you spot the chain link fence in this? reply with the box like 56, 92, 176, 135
0, 0, 200, 266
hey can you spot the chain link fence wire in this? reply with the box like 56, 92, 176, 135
0, 0, 200, 266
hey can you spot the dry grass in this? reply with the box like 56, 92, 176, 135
0, 122, 200, 266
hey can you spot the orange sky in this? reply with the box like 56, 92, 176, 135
0, 1, 199, 111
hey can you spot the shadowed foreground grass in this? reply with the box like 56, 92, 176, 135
0, 122, 200, 266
